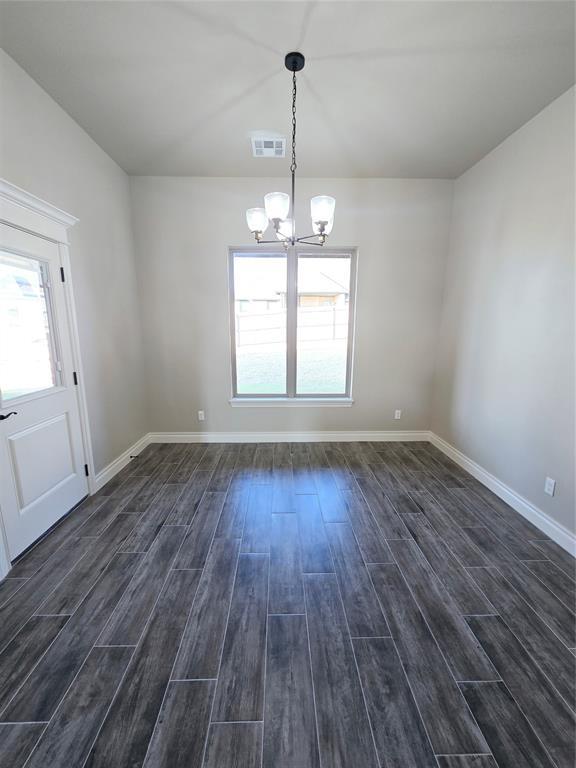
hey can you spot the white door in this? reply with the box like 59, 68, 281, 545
0, 223, 88, 560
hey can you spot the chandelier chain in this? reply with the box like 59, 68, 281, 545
290, 70, 297, 174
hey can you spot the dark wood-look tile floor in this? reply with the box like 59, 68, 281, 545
0, 441, 574, 768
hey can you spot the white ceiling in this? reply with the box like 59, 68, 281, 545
0, 1, 573, 178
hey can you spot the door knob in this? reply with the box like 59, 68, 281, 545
0, 412, 17, 421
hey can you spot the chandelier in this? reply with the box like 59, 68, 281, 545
246, 52, 336, 246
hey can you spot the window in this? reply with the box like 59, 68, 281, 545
229, 247, 357, 400
0, 251, 61, 403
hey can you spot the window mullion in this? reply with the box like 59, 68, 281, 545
286, 246, 297, 397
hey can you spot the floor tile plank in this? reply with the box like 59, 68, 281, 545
0, 723, 45, 768
451, 488, 538, 559
165, 469, 213, 525
196, 444, 224, 472
406, 528, 494, 615
0, 442, 572, 768
304, 573, 379, 768
523, 559, 576, 610
425, 486, 481, 527
468, 566, 575, 708
367, 461, 405, 493
369, 563, 489, 755
0, 578, 27, 608
173, 491, 226, 569
142, 680, 214, 768
460, 681, 556, 768
323, 446, 356, 490
100, 474, 151, 515
339, 443, 374, 480
292, 450, 316, 493
214, 476, 249, 538
353, 637, 436, 768
461, 526, 521, 564
7, 494, 107, 579
98, 526, 186, 645
84, 569, 202, 768
23, 646, 133, 768
309, 445, 348, 522
121, 482, 185, 552
204, 722, 262, 768
208, 451, 238, 493
241, 485, 272, 554
496, 561, 576, 647
341, 487, 395, 564
530, 540, 576, 578
75, 497, 131, 537
121, 463, 179, 516
389, 539, 498, 681
325, 522, 389, 638
269, 514, 304, 614
0, 616, 69, 714
263, 614, 319, 768
212, 554, 269, 722
0, 536, 93, 653
173, 537, 241, 680
271, 444, 294, 514
252, 445, 274, 484
296, 495, 333, 573
167, 445, 207, 484
386, 490, 426, 516
436, 758, 497, 768
2, 553, 141, 722
37, 513, 137, 615
466, 615, 575, 768
355, 477, 411, 539
412, 493, 489, 567
466, 482, 549, 541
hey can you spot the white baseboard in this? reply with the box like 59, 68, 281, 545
430, 432, 576, 556
90, 428, 575, 557
91, 430, 428, 492
92, 434, 150, 493
146, 430, 431, 444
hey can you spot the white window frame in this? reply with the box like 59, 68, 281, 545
228, 245, 357, 405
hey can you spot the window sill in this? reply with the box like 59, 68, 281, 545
229, 397, 354, 408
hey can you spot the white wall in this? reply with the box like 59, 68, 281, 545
433, 88, 575, 534
0, 51, 148, 473
130, 177, 453, 434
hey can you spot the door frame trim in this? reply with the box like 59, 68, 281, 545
0, 179, 94, 576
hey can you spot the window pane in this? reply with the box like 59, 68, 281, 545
233, 255, 287, 394
0, 252, 58, 402
296, 255, 351, 394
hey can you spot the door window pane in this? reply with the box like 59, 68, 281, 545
233, 254, 287, 394
296, 255, 351, 394
0, 252, 59, 402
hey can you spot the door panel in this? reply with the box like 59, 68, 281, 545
10, 414, 75, 507
0, 223, 88, 560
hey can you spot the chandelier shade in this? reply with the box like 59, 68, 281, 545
246, 207, 269, 235
264, 192, 290, 222
245, 52, 336, 247
311, 195, 336, 226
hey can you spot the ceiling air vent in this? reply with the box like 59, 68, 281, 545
251, 137, 286, 158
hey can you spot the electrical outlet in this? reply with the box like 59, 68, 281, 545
394, 409, 402, 420
198, 410, 205, 422
544, 477, 556, 497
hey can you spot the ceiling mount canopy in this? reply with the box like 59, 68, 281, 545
246, 51, 335, 247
